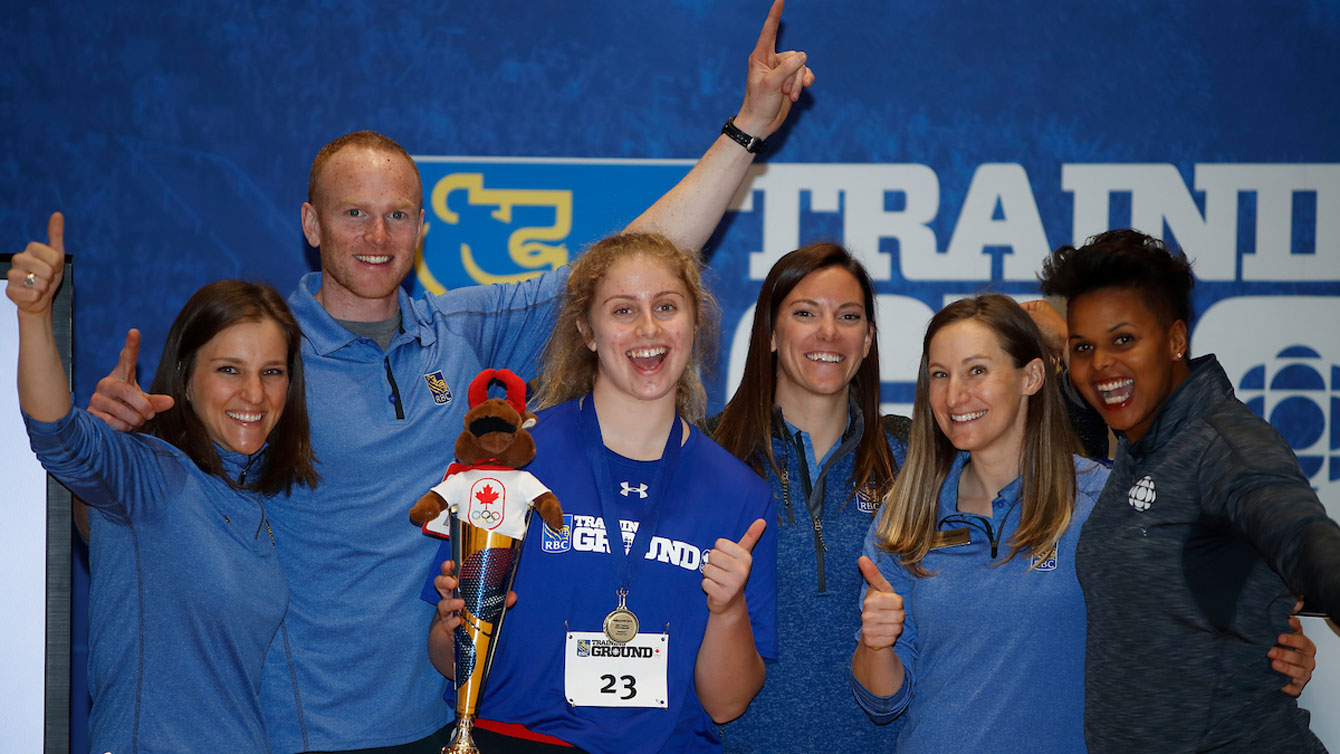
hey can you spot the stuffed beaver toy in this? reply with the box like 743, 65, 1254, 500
409, 368, 563, 539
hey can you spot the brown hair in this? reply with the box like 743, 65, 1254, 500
143, 280, 319, 495
712, 242, 896, 498
307, 130, 422, 208
533, 232, 717, 420
874, 294, 1080, 576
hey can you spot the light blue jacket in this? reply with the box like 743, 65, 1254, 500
259, 270, 565, 753
28, 407, 285, 754
854, 452, 1108, 754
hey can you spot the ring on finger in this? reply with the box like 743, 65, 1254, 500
24, 272, 36, 287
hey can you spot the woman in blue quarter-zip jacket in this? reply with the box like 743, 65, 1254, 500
851, 294, 1106, 753
10, 213, 317, 754
708, 243, 908, 754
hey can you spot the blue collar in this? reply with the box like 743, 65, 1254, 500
215, 443, 270, 539
935, 451, 1024, 520
780, 410, 855, 482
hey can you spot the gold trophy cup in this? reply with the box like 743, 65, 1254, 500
444, 511, 528, 754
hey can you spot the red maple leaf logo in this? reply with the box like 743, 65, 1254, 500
476, 484, 499, 506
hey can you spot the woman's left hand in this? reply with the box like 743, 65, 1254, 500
7, 212, 64, 315
701, 518, 766, 614
1271, 603, 1317, 697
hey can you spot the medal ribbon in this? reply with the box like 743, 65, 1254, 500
578, 395, 682, 602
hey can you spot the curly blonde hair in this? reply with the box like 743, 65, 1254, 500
533, 232, 717, 420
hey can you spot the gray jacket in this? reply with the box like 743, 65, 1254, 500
1077, 355, 1340, 753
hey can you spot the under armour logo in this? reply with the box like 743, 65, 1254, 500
619, 482, 648, 498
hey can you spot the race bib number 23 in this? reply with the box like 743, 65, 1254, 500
563, 631, 668, 708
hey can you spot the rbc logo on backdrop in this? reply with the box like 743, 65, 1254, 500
408, 158, 689, 295
1196, 296, 1340, 512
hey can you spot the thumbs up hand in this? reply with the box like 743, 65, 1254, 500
7, 212, 65, 315
702, 518, 767, 615
858, 555, 905, 651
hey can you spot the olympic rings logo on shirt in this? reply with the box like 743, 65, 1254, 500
472, 509, 502, 524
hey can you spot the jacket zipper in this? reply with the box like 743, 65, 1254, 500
786, 432, 828, 593
780, 468, 796, 525
384, 357, 405, 420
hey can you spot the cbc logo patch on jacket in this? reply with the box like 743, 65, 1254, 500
1127, 475, 1156, 512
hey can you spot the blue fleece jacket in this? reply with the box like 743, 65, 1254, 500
27, 407, 286, 754
718, 399, 908, 754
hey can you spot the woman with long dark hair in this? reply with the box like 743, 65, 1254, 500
10, 213, 317, 752
708, 243, 907, 752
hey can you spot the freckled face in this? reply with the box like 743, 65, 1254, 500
582, 255, 694, 409
927, 319, 1042, 459
301, 146, 424, 319
771, 266, 873, 404
186, 318, 290, 456
1066, 287, 1186, 444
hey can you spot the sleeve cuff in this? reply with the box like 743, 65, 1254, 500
850, 662, 911, 725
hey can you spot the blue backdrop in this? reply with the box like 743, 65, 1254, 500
4, 1, 1338, 750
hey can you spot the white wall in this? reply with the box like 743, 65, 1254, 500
0, 304, 48, 752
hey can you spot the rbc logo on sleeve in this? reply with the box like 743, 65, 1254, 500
423, 371, 452, 406
542, 514, 573, 553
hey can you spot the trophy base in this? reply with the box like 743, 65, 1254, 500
443, 715, 480, 754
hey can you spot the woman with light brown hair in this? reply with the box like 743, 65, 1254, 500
851, 293, 1106, 752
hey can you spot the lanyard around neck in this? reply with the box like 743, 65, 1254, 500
578, 395, 682, 594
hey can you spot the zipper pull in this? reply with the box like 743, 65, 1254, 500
779, 468, 797, 524
813, 517, 828, 552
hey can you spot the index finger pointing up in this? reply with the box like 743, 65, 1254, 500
47, 212, 65, 255
112, 329, 143, 382
752, 0, 785, 56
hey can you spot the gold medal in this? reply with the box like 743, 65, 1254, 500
603, 588, 639, 643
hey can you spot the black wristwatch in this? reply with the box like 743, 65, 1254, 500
722, 116, 767, 154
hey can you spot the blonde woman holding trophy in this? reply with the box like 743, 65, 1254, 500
424, 233, 777, 754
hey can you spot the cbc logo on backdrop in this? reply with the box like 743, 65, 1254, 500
1196, 297, 1340, 513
